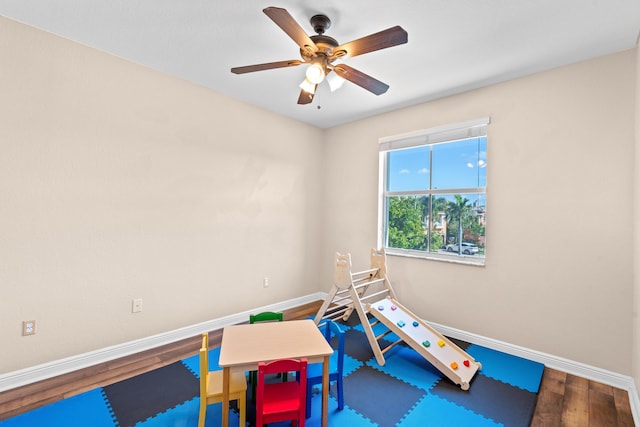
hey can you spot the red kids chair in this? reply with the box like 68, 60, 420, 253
255, 358, 308, 427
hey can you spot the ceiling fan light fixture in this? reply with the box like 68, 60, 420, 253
305, 62, 325, 84
327, 72, 345, 92
299, 77, 316, 94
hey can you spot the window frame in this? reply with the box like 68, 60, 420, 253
377, 117, 490, 266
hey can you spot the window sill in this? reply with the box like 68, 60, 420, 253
385, 248, 486, 267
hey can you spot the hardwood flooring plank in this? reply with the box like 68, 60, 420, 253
530, 368, 567, 426
588, 386, 617, 427
561, 374, 590, 426
613, 387, 635, 427
590, 380, 614, 396
530, 389, 564, 426
542, 368, 567, 394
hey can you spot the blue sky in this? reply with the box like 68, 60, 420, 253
387, 137, 487, 192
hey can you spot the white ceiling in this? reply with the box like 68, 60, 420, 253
1, 0, 639, 128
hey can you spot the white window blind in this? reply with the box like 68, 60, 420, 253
379, 117, 490, 152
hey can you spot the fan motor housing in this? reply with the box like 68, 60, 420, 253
310, 14, 331, 34
302, 34, 339, 60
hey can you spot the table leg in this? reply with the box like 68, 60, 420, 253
222, 367, 230, 427
322, 355, 329, 427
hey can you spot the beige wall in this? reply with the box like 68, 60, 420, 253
0, 18, 324, 373
1, 16, 638, 380
323, 49, 637, 374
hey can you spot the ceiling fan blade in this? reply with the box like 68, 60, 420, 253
231, 60, 303, 74
297, 88, 316, 105
263, 7, 318, 55
332, 26, 408, 59
333, 64, 389, 95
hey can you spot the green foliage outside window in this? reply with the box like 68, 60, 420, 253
388, 196, 428, 250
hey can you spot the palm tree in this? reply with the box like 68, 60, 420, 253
447, 195, 472, 255
431, 196, 448, 250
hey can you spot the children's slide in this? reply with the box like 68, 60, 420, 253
368, 296, 481, 390
315, 249, 481, 390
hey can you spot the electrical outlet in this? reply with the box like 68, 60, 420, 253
263, 277, 269, 288
132, 298, 143, 313
22, 320, 36, 336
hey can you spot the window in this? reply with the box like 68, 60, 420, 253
378, 118, 489, 265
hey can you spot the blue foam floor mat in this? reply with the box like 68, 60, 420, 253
0, 319, 544, 427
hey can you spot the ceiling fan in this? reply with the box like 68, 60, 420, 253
230, 7, 408, 105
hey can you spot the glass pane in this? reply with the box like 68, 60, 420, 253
432, 137, 486, 189
386, 195, 429, 250
438, 193, 485, 257
428, 196, 448, 253
386, 146, 430, 192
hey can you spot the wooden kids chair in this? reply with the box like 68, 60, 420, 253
198, 333, 247, 427
256, 358, 308, 427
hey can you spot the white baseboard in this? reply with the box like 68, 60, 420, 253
1, 292, 638, 426
0, 292, 327, 393
429, 320, 640, 426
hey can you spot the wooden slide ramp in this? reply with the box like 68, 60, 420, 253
314, 249, 481, 390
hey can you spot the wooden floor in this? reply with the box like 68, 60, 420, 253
530, 367, 635, 426
0, 301, 635, 426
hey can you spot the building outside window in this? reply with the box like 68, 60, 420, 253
378, 118, 489, 266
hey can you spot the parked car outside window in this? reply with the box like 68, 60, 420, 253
445, 242, 479, 255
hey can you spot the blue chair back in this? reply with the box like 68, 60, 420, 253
321, 319, 345, 376
306, 319, 345, 418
